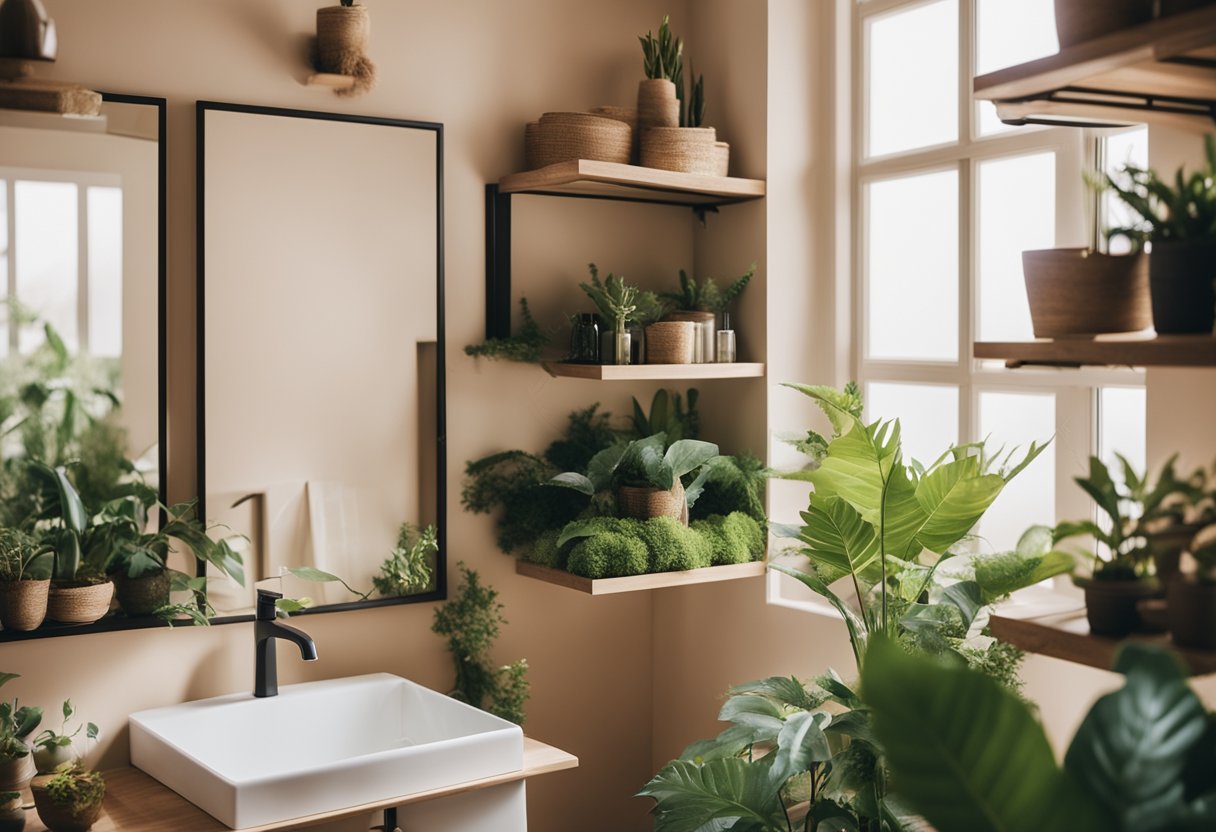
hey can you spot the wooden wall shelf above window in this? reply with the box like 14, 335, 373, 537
541, 361, 765, 381
974, 334, 1216, 368
515, 560, 766, 595
974, 5, 1216, 129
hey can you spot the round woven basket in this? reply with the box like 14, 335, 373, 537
645, 321, 696, 364
524, 121, 540, 169
47, 581, 113, 624
0, 579, 49, 631
591, 106, 639, 162
636, 79, 679, 137
641, 127, 719, 175
527, 112, 631, 168
665, 311, 716, 363
114, 571, 171, 617
316, 5, 369, 70
618, 480, 686, 522
712, 141, 730, 177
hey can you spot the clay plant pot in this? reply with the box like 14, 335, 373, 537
1148, 240, 1216, 334
1082, 577, 1159, 637
1167, 575, 1216, 649
617, 480, 686, 523
0, 579, 49, 631
1146, 522, 1205, 584
0, 792, 23, 832
46, 581, 112, 625
1054, 0, 1153, 47
636, 78, 679, 140
113, 571, 170, 617
0, 754, 34, 794
31, 773, 103, 832
1022, 249, 1150, 337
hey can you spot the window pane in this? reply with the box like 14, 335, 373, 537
976, 390, 1056, 551
1099, 386, 1146, 487
1104, 127, 1149, 256
15, 180, 77, 353
866, 169, 959, 361
976, 0, 1058, 76
866, 381, 959, 468
866, 0, 958, 157
977, 153, 1055, 343
87, 186, 123, 358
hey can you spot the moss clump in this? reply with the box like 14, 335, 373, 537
637, 516, 712, 573
524, 530, 565, 569
567, 531, 649, 579
693, 512, 765, 566
691, 454, 768, 524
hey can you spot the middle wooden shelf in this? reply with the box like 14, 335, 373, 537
542, 361, 765, 380
515, 560, 767, 595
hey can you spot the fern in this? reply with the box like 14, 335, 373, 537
464, 298, 549, 363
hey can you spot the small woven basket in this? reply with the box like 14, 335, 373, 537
591, 105, 639, 161
645, 321, 696, 364
47, 580, 113, 624
115, 571, 171, 617
0, 579, 49, 631
636, 79, 679, 137
712, 141, 730, 177
617, 480, 686, 522
641, 127, 719, 175
527, 112, 631, 168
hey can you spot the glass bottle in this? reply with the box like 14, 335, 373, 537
614, 317, 632, 366
568, 313, 599, 363
716, 313, 737, 363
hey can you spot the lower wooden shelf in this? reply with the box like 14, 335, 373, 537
989, 613, 1216, 677
515, 559, 767, 595
23, 737, 577, 832
542, 361, 765, 381
974, 334, 1216, 368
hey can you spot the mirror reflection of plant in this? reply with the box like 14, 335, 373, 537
373, 523, 437, 598
463, 298, 550, 363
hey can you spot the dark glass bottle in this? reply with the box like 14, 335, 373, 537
569, 313, 600, 363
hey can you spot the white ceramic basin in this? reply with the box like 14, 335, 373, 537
129, 673, 524, 829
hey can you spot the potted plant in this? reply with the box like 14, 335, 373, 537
1053, 0, 1153, 48
0, 791, 22, 832
30, 763, 104, 832
1103, 135, 1216, 334
0, 529, 52, 632
1167, 524, 1216, 649
636, 16, 681, 139
31, 701, 96, 775
0, 675, 40, 794
580, 263, 661, 366
372, 523, 437, 598
1123, 454, 1211, 581
659, 264, 754, 363
314, 0, 375, 97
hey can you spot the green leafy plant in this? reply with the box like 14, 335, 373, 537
550, 433, 719, 505
464, 298, 550, 363
863, 636, 1216, 832
639, 15, 686, 125
32, 700, 97, 767
662, 264, 756, 314
43, 762, 105, 810
1102, 134, 1216, 249
687, 68, 705, 128
0, 528, 52, 582
0, 673, 41, 762
778, 380, 864, 475
432, 565, 530, 725
1193, 527, 1216, 582
372, 523, 437, 597
631, 388, 699, 442
580, 263, 640, 335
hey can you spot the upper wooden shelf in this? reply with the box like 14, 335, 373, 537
974, 5, 1216, 129
975, 334, 1216, 368
516, 560, 766, 595
542, 361, 765, 381
304, 73, 356, 90
989, 613, 1216, 677
497, 160, 766, 207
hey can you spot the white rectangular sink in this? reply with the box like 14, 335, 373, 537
129, 674, 524, 829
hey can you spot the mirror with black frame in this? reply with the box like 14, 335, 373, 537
0, 94, 167, 639
198, 101, 445, 619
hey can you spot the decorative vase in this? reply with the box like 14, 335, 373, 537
113, 571, 170, 617
0, 579, 49, 631
1021, 249, 1150, 337
636, 79, 679, 142
665, 311, 716, 362
1167, 575, 1216, 650
47, 581, 113, 625
0, 792, 23, 832
31, 773, 104, 832
0, 753, 34, 793
1082, 578, 1159, 637
1053, 0, 1153, 47
1148, 240, 1216, 334
613, 319, 631, 366
617, 480, 686, 523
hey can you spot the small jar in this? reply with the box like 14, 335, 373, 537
569, 313, 599, 363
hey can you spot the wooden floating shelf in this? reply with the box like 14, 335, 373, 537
542, 361, 765, 380
305, 72, 356, 90
515, 560, 766, 595
974, 334, 1216, 368
974, 5, 1216, 129
989, 614, 1216, 677
498, 160, 766, 207
36, 737, 576, 832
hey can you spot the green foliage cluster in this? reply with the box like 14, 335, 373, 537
580, 264, 665, 329
693, 512, 766, 567
0, 528, 51, 582
778, 381, 863, 474
0, 673, 40, 761
639, 15, 685, 123
431, 565, 530, 725
44, 762, 105, 809
692, 453, 769, 524
1103, 134, 1216, 248
372, 523, 436, 598
661, 264, 755, 314
631, 389, 699, 443
33, 699, 97, 757
542, 404, 619, 473
464, 298, 549, 363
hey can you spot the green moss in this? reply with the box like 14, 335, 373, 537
693, 512, 765, 566
567, 531, 649, 579
638, 516, 712, 573
524, 530, 564, 569
691, 454, 768, 524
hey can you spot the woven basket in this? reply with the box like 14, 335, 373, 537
0, 579, 49, 631
591, 105, 639, 162
645, 321, 696, 364
618, 480, 686, 522
47, 581, 113, 624
114, 571, 171, 617
637, 79, 679, 139
665, 311, 716, 363
524, 121, 540, 169
315, 5, 375, 96
527, 112, 631, 168
641, 127, 719, 175
712, 142, 730, 177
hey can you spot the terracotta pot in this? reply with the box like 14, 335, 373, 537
113, 571, 170, 617
617, 480, 686, 523
1167, 575, 1216, 649
1021, 249, 1150, 337
1146, 522, 1205, 583
0, 579, 49, 631
31, 774, 103, 832
46, 582, 112, 625
1054, 0, 1153, 47
1149, 240, 1216, 334
0, 793, 23, 832
0, 753, 34, 793
1083, 578, 1159, 637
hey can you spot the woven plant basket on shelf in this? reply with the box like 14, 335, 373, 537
47, 580, 113, 624
712, 141, 730, 177
645, 321, 696, 364
665, 311, 716, 363
641, 127, 718, 175
32, 772, 105, 832
114, 571, 171, 617
526, 112, 631, 169
591, 105, 639, 161
0, 578, 49, 631
618, 480, 686, 522
636, 78, 679, 139
524, 121, 540, 169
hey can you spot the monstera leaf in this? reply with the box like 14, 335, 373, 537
640, 757, 787, 832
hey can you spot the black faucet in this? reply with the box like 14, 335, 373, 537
254, 589, 318, 698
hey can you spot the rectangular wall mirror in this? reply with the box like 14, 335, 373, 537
198, 101, 445, 619
0, 93, 166, 640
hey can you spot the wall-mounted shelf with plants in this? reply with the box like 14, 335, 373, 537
541, 362, 765, 381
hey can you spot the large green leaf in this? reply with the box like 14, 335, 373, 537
798, 495, 880, 582
718, 695, 785, 736
1064, 644, 1208, 831
548, 472, 595, 495
36, 463, 87, 535
909, 457, 1005, 556
586, 443, 628, 491
973, 550, 1075, 603
807, 419, 900, 515
728, 676, 821, 711
665, 439, 719, 480
782, 383, 864, 437
769, 710, 831, 785
681, 723, 764, 763
639, 758, 786, 832
862, 636, 1111, 832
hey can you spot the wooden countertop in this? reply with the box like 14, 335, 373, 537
21, 736, 578, 831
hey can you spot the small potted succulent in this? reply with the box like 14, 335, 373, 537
579, 263, 662, 366
1103, 135, 1216, 334
659, 264, 754, 363
0, 675, 41, 794
0, 529, 52, 632
636, 16, 682, 138
31, 763, 104, 832
0, 791, 22, 832
31, 701, 96, 776
1167, 525, 1216, 650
